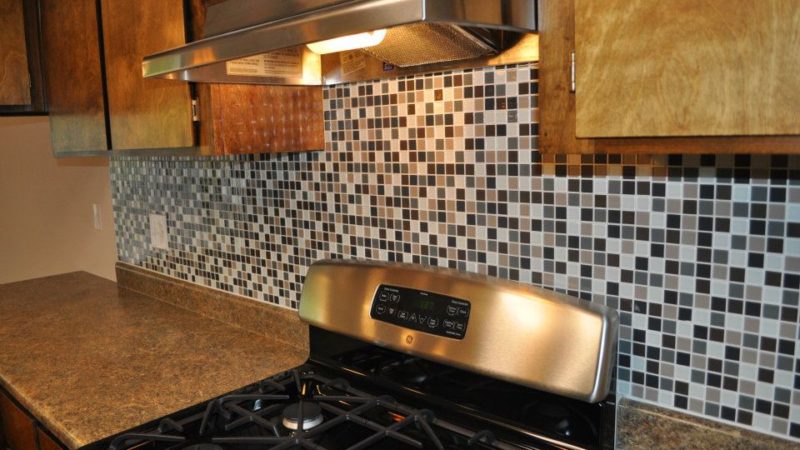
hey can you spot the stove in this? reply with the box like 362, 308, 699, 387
99, 260, 618, 450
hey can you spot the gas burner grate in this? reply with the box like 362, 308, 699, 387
108, 368, 509, 450
205, 370, 450, 449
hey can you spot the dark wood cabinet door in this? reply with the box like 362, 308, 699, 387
36, 427, 65, 450
0, 390, 36, 450
0, 0, 31, 106
40, 0, 109, 154
0, 0, 45, 113
101, 0, 194, 150
199, 84, 324, 155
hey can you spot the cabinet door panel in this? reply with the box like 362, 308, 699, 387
0, 0, 32, 105
101, 0, 193, 150
575, 0, 800, 138
40, 0, 108, 154
36, 427, 64, 450
0, 391, 36, 450
202, 84, 324, 155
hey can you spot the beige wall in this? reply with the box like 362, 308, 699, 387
0, 116, 117, 283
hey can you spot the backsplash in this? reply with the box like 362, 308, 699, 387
110, 62, 800, 442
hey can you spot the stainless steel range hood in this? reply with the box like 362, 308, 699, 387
143, 0, 538, 86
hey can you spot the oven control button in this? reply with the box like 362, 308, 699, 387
379, 291, 389, 301
409, 313, 417, 322
376, 305, 387, 315
458, 307, 468, 317
398, 310, 408, 320
446, 305, 457, 316
427, 318, 439, 328
418, 315, 428, 325
387, 307, 397, 316
443, 319, 455, 329
390, 293, 400, 303
454, 322, 465, 332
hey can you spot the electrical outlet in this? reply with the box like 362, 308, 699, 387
92, 204, 103, 230
149, 213, 169, 250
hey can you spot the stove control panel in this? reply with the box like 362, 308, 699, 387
370, 284, 470, 339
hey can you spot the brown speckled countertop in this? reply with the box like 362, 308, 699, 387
616, 397, 798, 449
0, 272, 308, 449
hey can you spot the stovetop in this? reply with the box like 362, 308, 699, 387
105, 364, 518, 450
100, 336, 612, 450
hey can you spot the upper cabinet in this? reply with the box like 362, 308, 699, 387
40, 0, 322, 157
539, 0, 800, 154
0, 0, 45, 114
40, 0, 193, 156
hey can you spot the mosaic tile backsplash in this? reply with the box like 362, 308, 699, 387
110, 62, 800, 442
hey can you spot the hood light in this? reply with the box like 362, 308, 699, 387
307, 29, 387, 54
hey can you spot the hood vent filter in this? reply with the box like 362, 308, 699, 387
361, 24, 496, 68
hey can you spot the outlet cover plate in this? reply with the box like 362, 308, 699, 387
149, 213, 169, 250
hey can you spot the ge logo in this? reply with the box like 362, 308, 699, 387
405, 335, 414, 344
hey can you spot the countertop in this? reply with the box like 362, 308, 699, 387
616, 398, 798, 449
0, 272, 308, 449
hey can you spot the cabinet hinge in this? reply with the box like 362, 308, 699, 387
570, 51, 576, 93
191, 98, 199, 122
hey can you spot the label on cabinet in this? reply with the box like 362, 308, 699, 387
226, 48, 303, 78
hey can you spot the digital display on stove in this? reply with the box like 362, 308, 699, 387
370, 284, 470, 339
414, 298, 435, 311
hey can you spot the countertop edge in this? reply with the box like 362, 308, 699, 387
0, 377, 81, 450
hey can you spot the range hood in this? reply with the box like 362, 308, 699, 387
143, 0, 538, 86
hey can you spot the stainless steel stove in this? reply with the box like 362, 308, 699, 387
100, 260, 618, 450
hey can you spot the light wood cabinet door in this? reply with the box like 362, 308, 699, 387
0, 390, 36, 450
101, 0, 194, 150
539, 0, 800, 154
0, 0, 31, 106
574, 0, 800, 138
